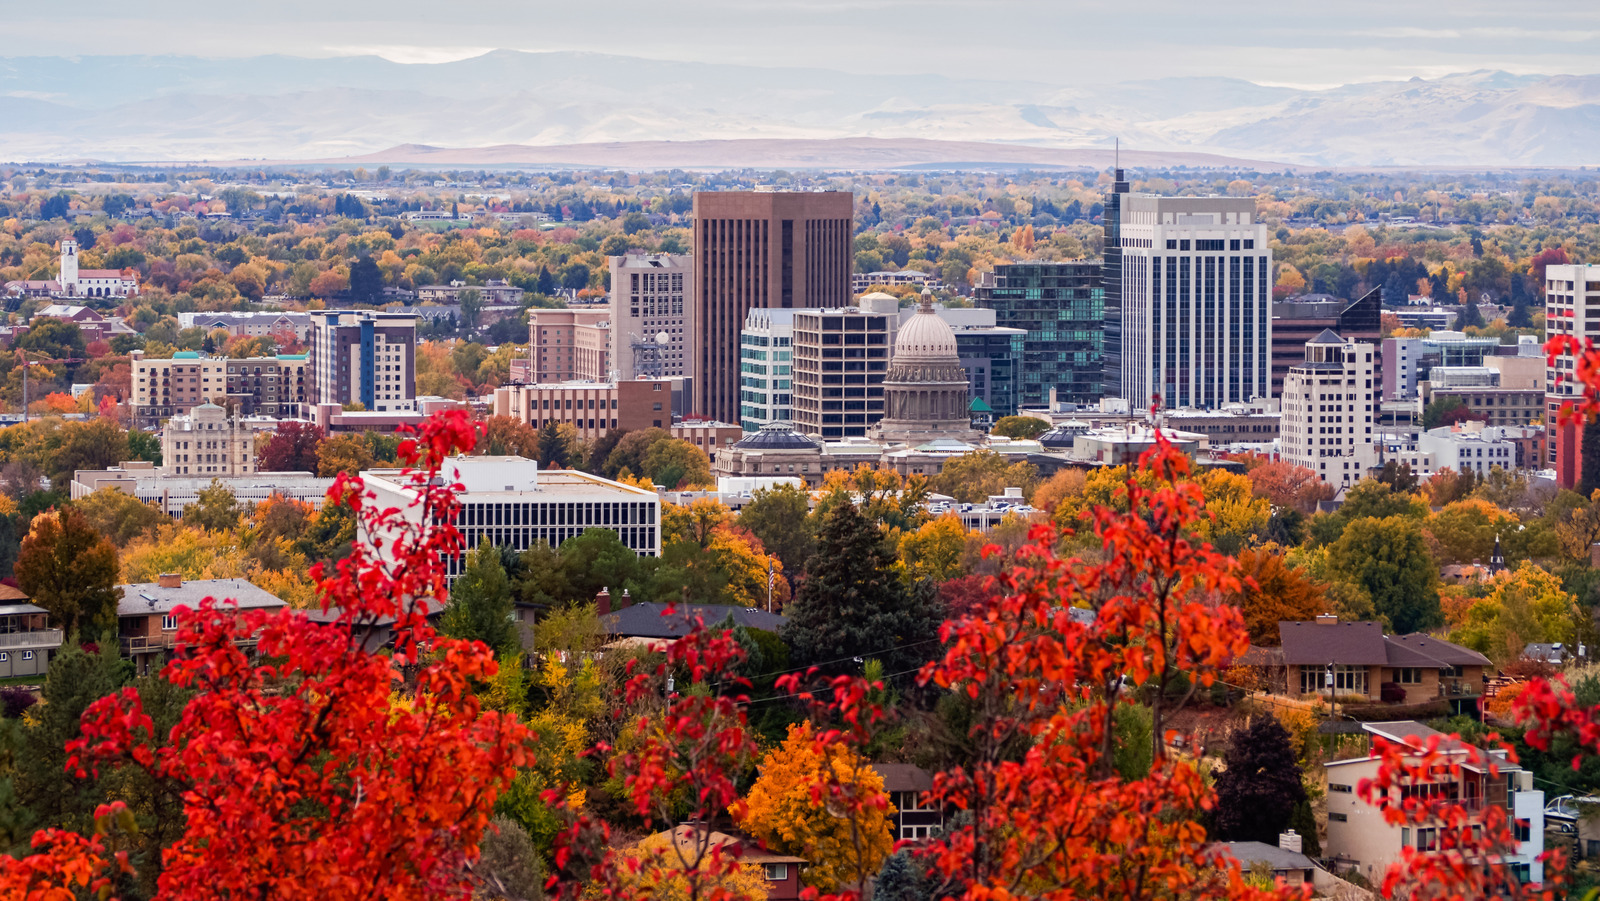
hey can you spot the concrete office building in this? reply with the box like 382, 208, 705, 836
161, 403, 260, 477
739, 308, 797, 431
1114, 195, 1272, 410
1271, 289, 1382, 398
1545, 263, 1600, 485
790, 296, 896, 439
691, 191, 853, 424
491, 378, 674, 442
1280, 331, 1377, 490
1381, 332, 1504, 400
361, 456, 661, 581
610, 253, 690, 381
524, 309, 612, 384
974, 262, 1102, 408
130, 351, 309, 428
307, 310, 417, 413
1420, 363, 1544, 428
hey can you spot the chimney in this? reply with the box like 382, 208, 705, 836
595, 587, 610, 617
158, 572, 182, 589
1315, 614, 1338, 626
1279, 830, 1302, 854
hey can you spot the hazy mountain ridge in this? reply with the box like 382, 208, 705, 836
1, 51, 1595, 166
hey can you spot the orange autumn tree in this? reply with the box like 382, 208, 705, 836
1226, 547, 1326, 645
1, 410, 533, 900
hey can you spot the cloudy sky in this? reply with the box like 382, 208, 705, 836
7, 0, 1599, 88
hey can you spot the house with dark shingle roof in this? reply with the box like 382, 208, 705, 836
601, 600, 786, 642
1257, 616, 1489, 708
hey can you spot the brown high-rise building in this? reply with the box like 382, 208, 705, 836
691, 191, 853, 423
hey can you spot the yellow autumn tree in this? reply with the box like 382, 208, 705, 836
611, 829, 769, 901
1192, 469, 1270, 554
897, 513, 967, 585
737, 722, 895, 892
121, 522, 250, 583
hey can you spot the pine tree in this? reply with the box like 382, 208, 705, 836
875, 850, 934, 901
1287, 800, 1321, 857
13, 642, 130, 837
1212, 717, 1307, 844
440, 539, 518, 658
536, 421, 575, 469
782, 502, 940, 676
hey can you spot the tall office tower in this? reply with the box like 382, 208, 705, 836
1101, 168, 1130, 398
1116, 195, 1272, 410
789, 297, 896, 439
609, 252, 691, 380
691, 191, 853, 423
307, 310, 418, 414
973, 261, 1103, 408
739, 308, 797, 431
1280, 331, 1377, 491
1270, 288, 1382, 398
1544, 263, 1600, 487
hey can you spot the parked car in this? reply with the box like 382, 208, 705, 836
1545, 794, 1599, 831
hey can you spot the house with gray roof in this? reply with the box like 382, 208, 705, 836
600, 599, 786, 641
118, 573, 287, 675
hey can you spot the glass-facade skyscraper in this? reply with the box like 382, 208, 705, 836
974, 261, 1104, 408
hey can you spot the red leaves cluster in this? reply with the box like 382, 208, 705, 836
3, 408, 534, 900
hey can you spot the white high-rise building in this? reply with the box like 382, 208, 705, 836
1281, 330, 1377, 490
1115, 196, 1272, 410
1544, 263, 1600, 487
307, 311, 418, 414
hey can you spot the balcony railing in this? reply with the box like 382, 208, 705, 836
0, 629, 63, 649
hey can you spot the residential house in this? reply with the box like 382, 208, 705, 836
872, 763, 943, 841
1208, 841, 1315, 887
639, 826, 806, 901
0, 585, 63, 679
1324, 721, 1545, 885
118, 574, 287, 675
1269, 617, 1491, 712
600, 598, 787, 644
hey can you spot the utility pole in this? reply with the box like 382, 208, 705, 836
766, 559, 775, 613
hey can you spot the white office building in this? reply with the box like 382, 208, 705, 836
1114, 195, 1272, 410
1411, 423, 1519, 478
1280, 330, 1377, 490
1545, 263, 1600, 485
361, 456, 661, 581
739, 308, 797, 432
609, 252, 691, 381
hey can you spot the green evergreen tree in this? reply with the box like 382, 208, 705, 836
536, 420, 576, 469
782, 502, 941, 677
1288, 800, 1322, 857
441, 539, 518, 657
1213, 717, 1307, 844
875, 850, 934, 901
13, 642, 130, 840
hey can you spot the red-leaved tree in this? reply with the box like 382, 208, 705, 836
1, 409, 532, 900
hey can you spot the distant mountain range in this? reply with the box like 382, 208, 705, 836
1, 51, 1595, 168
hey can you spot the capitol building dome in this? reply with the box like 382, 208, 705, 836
870, 289, 980, 445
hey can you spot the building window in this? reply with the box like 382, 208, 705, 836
764, 864, 788, 881
21, 650, 31, 660
1329, 812, 1348, 822
1394, 667, 1422, 684
1329, 783, 1353, 793
0, 652, 7, 662
162, 615, 179, 631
